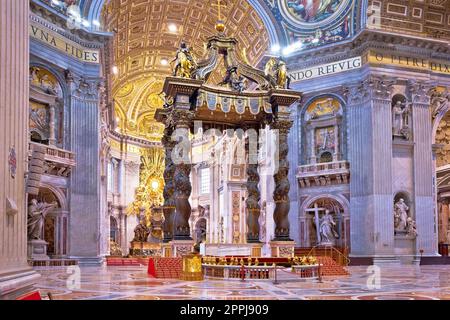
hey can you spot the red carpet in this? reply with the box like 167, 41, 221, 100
106, 257, 150, 266
317, 256, 349, 276
148, 257, 183, 279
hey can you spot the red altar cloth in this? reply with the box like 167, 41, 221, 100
17, 291, 42, 300
147, 257, 156, 277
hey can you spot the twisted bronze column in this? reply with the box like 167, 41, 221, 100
245, 127, 261, 243
172, 112, 194, 240
272, 120, 293, 241
162, 127, 176, 243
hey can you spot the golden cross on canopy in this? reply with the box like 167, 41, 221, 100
212, 0, 227, 21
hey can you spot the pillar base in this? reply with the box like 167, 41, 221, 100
171, 240, 194, 257
0, 268, 41, 300
27, 240, 49, 260
270, 241, 295, 258
71, 256, 104, 266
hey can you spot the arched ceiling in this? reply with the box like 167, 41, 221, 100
100, 0, 271, 142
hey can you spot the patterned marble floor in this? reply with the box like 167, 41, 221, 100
32, 265, 450, 300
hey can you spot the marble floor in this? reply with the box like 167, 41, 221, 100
32, 265, 450, 300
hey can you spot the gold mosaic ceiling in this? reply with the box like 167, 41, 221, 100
102, 0, 270, 142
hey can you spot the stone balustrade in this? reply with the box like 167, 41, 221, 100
202, 264, 277, 280
297, 161, 350, 187
291, 264, 321, 279
29, 142, 76, 177
30, 142, 76, 165
202, 264, 322, 280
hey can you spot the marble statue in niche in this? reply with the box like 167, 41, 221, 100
319, 210, 339, 245
394, 198, 409, 231
394, 198, 417, 237
27, 199, 58, 240
392, 98, 411, 140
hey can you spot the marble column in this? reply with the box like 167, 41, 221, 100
245, 127, 261, 243
0, 0, 40, 299
409, 81, 438, 256
162, 127, 176, 243
271, 120, 294, 241
172, 111, 194, 240
346, 76, 396, 260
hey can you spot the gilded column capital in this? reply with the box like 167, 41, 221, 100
270, 119, 293, 133
167, 108, 196, 129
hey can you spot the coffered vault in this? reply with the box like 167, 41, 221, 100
100, 0, 271, 141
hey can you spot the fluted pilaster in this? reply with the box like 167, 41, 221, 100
0, 0, 40, 299
345, 76, 396, 257
409, 80, 437, 256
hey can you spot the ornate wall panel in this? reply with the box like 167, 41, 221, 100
367, 0, 450, 40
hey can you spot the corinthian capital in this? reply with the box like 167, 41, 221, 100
343, 84, 364, 105
363, 75, 396, 100
270, 119, 293, 133
408, 80, 433, 105
344, 76, 396, 105
166, 109, 195, 129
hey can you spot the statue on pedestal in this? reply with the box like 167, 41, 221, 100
27, 199, 57, 240
133, 219, 150, 242
264, 57, 289, 89
171, 41, 196, 78
319, 210, 339, 245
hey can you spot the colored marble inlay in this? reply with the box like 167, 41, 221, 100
32, 265, 450, 300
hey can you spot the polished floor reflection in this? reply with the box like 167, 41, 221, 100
33, 265, 450, 300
